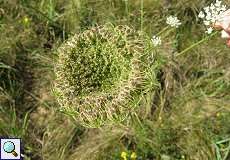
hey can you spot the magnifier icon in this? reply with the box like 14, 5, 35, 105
3, 141, 18, 157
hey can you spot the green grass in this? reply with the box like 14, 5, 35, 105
0, 0, 230, 159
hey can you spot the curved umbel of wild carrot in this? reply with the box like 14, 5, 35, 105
54, 24, 160, 128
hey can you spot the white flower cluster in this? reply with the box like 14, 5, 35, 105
152, 15, 181, 47
198, 0, 227, 34
166, 15, 182, 28
151, 35, 161, 47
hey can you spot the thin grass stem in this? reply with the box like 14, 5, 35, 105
140, 0, 144, 31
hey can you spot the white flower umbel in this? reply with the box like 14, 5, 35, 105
151, 35, 161, 47
198, 0, 228, 33
206, 27, 213, 34
166, 15, 181, 28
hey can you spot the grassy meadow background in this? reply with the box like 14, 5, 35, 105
0, 0, 230, 159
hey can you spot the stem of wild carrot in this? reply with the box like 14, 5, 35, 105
176, 31, 218, 57
156, 26, 170, 36
162, 28, 175, 38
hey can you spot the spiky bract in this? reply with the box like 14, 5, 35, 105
54, 24, 157, 127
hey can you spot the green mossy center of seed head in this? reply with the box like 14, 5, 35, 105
62, 31, 132, 96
